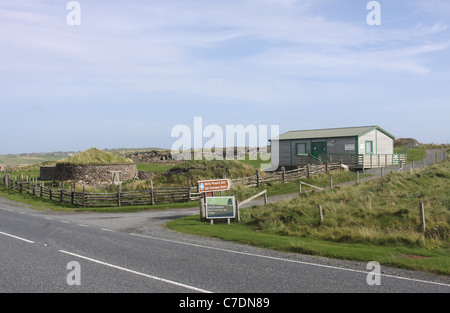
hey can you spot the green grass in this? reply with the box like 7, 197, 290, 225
237, 153, 272, 171
406, 148, 427, 162
394, 146, 427, 162
137, 163, 177, 173
57, 148, 133, 166
0, 186, 198, 213
153, 159, 258, 186
222, 170, 372, 202
167, 162, 450, 275
167, 215, 449, 275
0, 155, 65, 167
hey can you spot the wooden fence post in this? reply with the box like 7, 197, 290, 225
356, 171, 360, 184
256, 170, 260, 188
117, 184, 122, 207
281, 167, 286, 182
83, 185, 86, 208
329, 175, 333, 189
199, 196, 205, 221
419, 202, 426, 233
71, 184, 75, 205
318, 204, 324, 225
298, 181, 302, 196
151, 180, 155, 205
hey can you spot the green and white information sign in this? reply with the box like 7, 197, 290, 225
206, 196, 236, 219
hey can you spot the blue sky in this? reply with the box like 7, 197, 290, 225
0, 0, 449, 154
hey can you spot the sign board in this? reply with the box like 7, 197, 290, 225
345, 144, 355, 151
206, 196, 236, 219
198, 179, 231, 193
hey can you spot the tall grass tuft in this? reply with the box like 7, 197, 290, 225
241, 162, 450, 249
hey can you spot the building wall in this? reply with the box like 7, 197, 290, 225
40, 164, 138, 185
272, 136, 358, 167
40, 166, 57, 180
271, 128, 395, 169
275, 140, 293, 167
325, 137, 358, 154
375, 130, 394, 154
358, 129, 393, 154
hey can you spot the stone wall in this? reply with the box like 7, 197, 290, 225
127, 151, 176, 163
40, 166, 57, 180
127, 147, 272, 163
40, 164, 138, 185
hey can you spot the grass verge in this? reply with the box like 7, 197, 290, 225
167, 162, 450, 275
0, 186, 198, 213
167, 215, 449, 275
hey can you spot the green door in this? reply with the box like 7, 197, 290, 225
311, 142, 327, 158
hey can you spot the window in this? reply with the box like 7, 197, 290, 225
365, 141, 373, 154
296, 143, 307, 155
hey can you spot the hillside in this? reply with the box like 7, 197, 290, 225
243, 162, 450, 248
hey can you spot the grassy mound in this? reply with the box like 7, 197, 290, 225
124, 159, 257, 189
57, 148, 134, 166
242, 162, 450, 249
160, 159, 257, 184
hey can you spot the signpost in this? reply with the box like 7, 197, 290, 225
197, 179, 233, 224
206, 196, 236, 224
197, 179, 231, 193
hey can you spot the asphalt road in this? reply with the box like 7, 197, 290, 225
0, 196, 449, 294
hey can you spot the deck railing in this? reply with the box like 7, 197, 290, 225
298, 153, 407, 169
319, 153, 407, 169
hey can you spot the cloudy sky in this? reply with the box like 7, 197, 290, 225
0, 0, 449, 154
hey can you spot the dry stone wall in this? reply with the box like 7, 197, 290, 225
40, 164, 138, 185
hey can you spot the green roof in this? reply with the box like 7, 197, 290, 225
271, 126, 395, 141
57, 148, 134, 166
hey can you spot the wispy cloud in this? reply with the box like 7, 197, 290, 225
0, 0, 449, 152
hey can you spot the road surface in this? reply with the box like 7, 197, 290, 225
0, 195, 449, 294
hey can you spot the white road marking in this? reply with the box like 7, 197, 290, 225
101, 228, 114, 232
59, 250, 212, 293
0, 231, 35, 244
130, 233, 450, 288
2, 206, 447, 288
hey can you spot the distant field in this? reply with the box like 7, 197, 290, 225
0, 154, 67, 167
